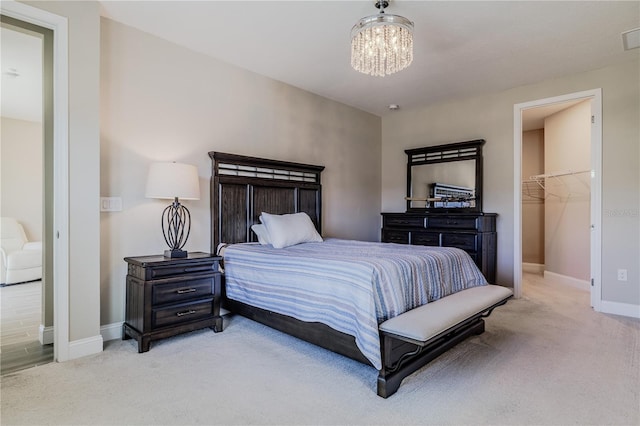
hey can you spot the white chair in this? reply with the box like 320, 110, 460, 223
1, 217, 42, 285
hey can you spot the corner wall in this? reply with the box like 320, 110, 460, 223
544, 100, 591, 282
99, 18, 382, 326
382, 58, 640, 308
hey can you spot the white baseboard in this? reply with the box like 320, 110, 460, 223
101, 322, 123, 341
599, 300, 640, 319
544, 270, 590, 292
68, 334, 103, 360
36, 323, 122, 345
523, 263, 544, 274
39, 324, 54, 345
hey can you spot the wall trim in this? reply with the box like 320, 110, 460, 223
599, 301, 640, 319
1, 0, 71, 362
523, 263, 544, 274
544, 270, 590, 292
39, 324, 54, 345
68, 335, 103, 360
101, 322, 123, 341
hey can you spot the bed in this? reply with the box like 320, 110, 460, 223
209, 151, 512, 397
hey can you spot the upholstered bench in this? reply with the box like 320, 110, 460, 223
377, 284, 513, 397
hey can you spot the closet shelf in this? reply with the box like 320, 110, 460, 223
522, 169, 590, 199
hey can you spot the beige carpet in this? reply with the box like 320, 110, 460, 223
1, 274, 639, 425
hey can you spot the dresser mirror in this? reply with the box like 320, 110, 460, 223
405, 139, 485, 213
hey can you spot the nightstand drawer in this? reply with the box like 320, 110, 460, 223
149, 263, 217, 279
441, 233, 477, 251
152, 299, 214, 328
152, 276, 214, 306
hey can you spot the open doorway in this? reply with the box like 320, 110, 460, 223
1, 1, 71, 363
513, 89, 602, 310
0, 17, 53, 374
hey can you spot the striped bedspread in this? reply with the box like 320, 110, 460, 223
223, 238, 487, 370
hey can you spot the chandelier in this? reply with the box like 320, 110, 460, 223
351, 0, 414, 77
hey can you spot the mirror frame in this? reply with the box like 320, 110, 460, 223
405, 139, 485, 213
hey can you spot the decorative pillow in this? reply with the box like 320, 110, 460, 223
260, 212, 323, 249
251, 224, 271, 245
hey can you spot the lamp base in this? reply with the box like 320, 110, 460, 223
164, 249, 188, 258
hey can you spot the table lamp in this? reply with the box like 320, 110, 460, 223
145, 162, 200, 258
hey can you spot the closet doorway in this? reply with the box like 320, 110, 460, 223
513, 89, 602, 310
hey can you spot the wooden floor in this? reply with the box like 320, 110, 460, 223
1, 281, 53, 375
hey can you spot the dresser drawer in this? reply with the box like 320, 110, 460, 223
441, 233, 477, 251
382, 230, 410, 244
412, 232, 439, 246
152, 299, 214, 328
428, 217, 478, 230
152, 276, 215, 306
383, 215, 425, 228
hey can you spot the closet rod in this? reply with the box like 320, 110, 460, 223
529, 169, 590, 180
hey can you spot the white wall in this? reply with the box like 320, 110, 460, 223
382, 58, 640, 307
544, 100, 591, 281
99, 18, 381, 325
0, 117, 43, 241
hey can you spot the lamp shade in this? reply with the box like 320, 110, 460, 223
145, 162, 200, 200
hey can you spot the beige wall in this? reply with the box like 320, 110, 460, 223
0, 117, 43, 241
17, 2, 640, 339
24, 0, 102, 342
544, 100, 591, 281
99, 19, 381, 325
382, 58, 640, 306
522, 129, 544, 265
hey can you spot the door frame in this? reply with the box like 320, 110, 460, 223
513, 89, 602, 310
1, 0, 70, 361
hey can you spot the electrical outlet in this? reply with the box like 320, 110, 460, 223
617, 269, 628, 282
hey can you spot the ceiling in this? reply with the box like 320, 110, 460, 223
98, 1, 639, 117
1, 1, 638, 122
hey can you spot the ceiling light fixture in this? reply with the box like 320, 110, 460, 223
351, 0, 414, 77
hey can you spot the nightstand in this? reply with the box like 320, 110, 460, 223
122, 252, 223, 353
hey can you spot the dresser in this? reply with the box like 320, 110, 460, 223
122, 252, 223, 352
381, 212, 497, 283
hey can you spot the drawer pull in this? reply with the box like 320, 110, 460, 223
176, 309, 197, 317
176, 288, 197, 294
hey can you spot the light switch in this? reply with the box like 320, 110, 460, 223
100, 197, 122, 212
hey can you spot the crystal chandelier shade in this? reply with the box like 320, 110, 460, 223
351, 2, 414, 77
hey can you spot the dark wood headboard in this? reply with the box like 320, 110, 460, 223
209, 152, 325, 253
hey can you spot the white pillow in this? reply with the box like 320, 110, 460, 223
251, 224, 271, 245
260, 212, 323, 249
